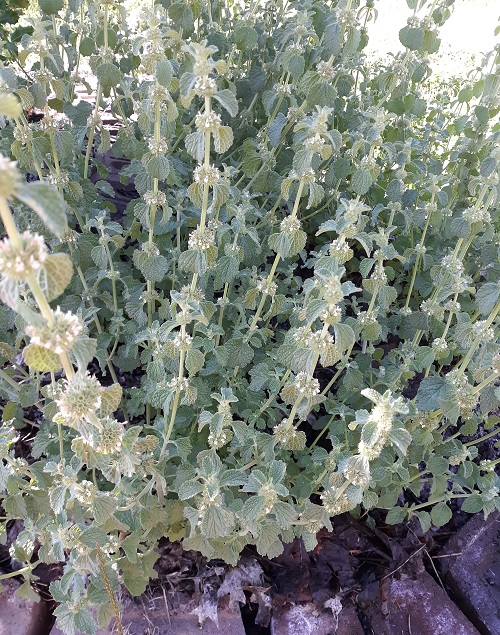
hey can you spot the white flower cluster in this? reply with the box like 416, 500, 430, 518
414, 411, 439, 431
292, 325, 312, 346
357, 311, 378, 327
294, 371, 320, 397
39, 119, 59, 135
273, 421, 306, 451
193, 164, 220, 185
0, 231, 47, 280
188, 227, 215, 252
47, 170, 69, 188
13, 126, 31, 145
321, 488, 355, 516
432, 338, 449, 360
360, 156, 377, 171
25, 308, 82, 355
316, 61, 335, 81
172, 332, 193, 351
208, 428, 233, 449
357, 389, 408, 461
365, 107, 391, 134
259, 483, 278, 515
148, 84, 170, 103
147, 138, 168, 154
445, 299, 461, 314
321, 304, 342, 324
491, 352, 500, 375
97, 46, 113, 62
144, 190, 167, 206
255, 277, 277, 296
304, 133, 325, 153
370, 267, 388, 285
141, 241, 159, 257
56, 372, 102, 423
338, 198, 371, 224
462, 206, 491, 224
471, 319, 494, 342
167, 377, 189, 392
441, 254, 464, 277
74, 480, 97, 505
449, 447, 470, 466
329, 236, 353, 264
420, 299, 445, 320
195, 111, 222, 133
446, 371, 477, 417
280, 216, 301, 234
337, 7, 356, 27
344, 454, 371, 487
274, 83, 291, 95
98, 417, 124, 454
194, 76, 217, 97
301, 167, 317, 184
179, 284, 205, 303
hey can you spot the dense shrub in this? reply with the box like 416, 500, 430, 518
0, 0, 499, 631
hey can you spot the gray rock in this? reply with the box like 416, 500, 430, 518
441, 511, 500, 635
0, 578, 51, 635
271, 602, 364, 635
362, 571, 482, 635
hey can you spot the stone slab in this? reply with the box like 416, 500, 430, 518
440, 511, 500, 635
51, 607, 245, 635
363, 571, 481, 635
0, 578, 53, 635
271, 602, 364, 635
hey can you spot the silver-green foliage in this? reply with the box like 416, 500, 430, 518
0, 0, 499, 633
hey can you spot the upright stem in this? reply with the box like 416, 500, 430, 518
84, 85, 102, 182
147, 83, 162, 326
190, 95, 213, 295
0, 198, 74, 380
404, 195, 434, 310
455, 298, 500, 377
247, 179, 305, 337
160, 324, 187, 457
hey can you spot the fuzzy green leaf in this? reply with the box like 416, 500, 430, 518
430, 502, 452, 527
385, 507, 406, 524
38, 0, 64, 14
416, 376, 448, 412
186, 348, 205, 376
389, 427, 412, 456
475, 282, 500, 316
23, 343, 61, 373
461, 494, 484, 514
214, 255, 239, 289
201, 505, 234, 539
0, 94, 22, 118
95, 62, 121, 89
351, 168, 372, 195
15, 182, 67, 237
38, 253, 73, 302
213, 89, 238, 117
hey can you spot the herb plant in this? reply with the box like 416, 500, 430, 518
0, 0, 499, 632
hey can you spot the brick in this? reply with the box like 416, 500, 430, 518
440, 511, 500, 635
51, 604, 245, 635
271, 602, 364, 635
0, 578, 52, 635
363, 571, 481, 635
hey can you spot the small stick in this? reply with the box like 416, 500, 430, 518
162, 587, 171, 625
380, 544, 426, 581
